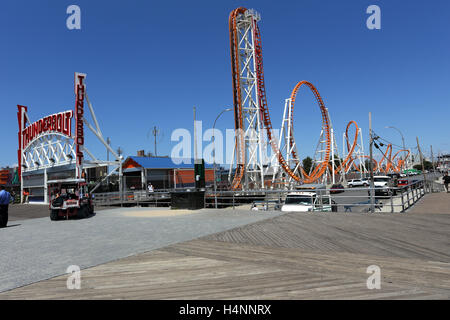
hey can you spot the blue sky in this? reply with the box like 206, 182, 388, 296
1, 0, 449, 167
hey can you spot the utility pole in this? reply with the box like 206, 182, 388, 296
152, 126, 159, 157
117, 147, 123, 158
193, 106, 198, 163
430, 145, 435, 172
369, 112, 375, 213
193, 106, 199, 190
416, 137, 427, 191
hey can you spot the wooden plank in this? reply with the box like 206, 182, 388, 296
1, 211, 449, 300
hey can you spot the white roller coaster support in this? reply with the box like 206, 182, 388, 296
234, 10, 267, 189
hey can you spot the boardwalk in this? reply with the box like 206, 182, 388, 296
408, 191, 450, 214
1, 206, 449, 300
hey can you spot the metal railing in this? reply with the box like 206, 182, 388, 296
204, 180, 443, 213
93, 190, 171, 207
92, 178, 446, 213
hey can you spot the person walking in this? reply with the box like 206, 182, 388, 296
0, 186, 13, 228
443, 172, 450, 193
23, 189, 29, 203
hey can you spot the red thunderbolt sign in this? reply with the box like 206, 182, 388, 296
75, 73, 86, 171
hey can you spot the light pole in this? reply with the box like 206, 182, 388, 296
369, 113, 375, 213
385, 126, 408, 175
213, 108, 232, 208
106, 137, 111, 190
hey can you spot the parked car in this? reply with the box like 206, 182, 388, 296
251, 200, 282, 211
397, 179, 409, 189
368, 176, 396, 197
373, 185, 394, 198
348, 179, 368, 188
330, 183, 345, 194
281, 192, 336, 212
373, 176, 392, 187
387, 173, 401, 179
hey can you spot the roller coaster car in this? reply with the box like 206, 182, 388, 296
48, 179, 94, 221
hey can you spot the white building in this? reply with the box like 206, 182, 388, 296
437, 154, 450, 172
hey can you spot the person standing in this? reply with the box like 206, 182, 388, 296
443, 172, 450, 193
23, 189, 29, 203
0, 186, 13, 228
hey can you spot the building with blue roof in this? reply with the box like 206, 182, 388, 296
122, 156, 215, 190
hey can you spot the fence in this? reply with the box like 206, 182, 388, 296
93, 190, 171, 207
203, 180, 442, 213
93, 178, 445, 213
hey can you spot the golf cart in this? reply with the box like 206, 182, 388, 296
48, 178, 94, 220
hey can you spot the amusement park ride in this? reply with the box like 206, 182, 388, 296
15, 7, 412, 201
226, 7, 410, 191
17, 73, 123, 204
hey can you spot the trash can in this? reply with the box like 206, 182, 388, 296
170, 190, 205, 210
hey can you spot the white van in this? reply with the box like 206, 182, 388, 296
281, 192, 333, 212
373, 176, 391, 187
369, 175, 395, 197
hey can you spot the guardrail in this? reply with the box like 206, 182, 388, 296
93, 190, 171, 207
204, 180, 441, 213
93, 178, 445, 213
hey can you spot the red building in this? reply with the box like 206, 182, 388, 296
122, 156, 215, 190
0, 169, 10, 186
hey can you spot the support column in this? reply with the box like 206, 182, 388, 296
331, 128, 335, 184
119, 158, 123, 203
44, 168, 48, 204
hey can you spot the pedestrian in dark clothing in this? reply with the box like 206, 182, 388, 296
443, 173, 450, 193
0, 186, 13, 228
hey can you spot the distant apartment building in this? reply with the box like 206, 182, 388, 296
437, 154, 450, 172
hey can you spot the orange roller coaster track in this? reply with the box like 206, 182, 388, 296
288, 81, 331, 183
330, 120, 360, 174
229, 7, 333, 189
375, 144, 410, 173
229, 8, 247, 190
336, 123, 410, 175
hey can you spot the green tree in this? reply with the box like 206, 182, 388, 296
328, 158, 344, 169
302, 156, 313, 174
364, 159, 372, 171
413, 160, 433, 171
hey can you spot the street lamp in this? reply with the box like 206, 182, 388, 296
213, 108, 232, 208
385, 126, 408, 175
106, 137, 111, 189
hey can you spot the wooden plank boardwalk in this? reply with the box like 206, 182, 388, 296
1, 210, 449, 300
408, 192, 450, 214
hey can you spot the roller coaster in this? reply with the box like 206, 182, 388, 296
228, 7, 409, 190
